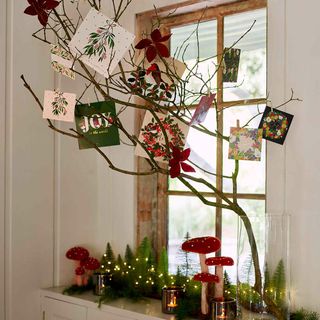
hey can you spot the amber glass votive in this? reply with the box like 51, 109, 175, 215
161, 286, 183, 314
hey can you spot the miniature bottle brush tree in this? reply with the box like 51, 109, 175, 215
21, 0, 300, 319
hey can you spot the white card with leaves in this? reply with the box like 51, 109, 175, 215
68, 8, 135, 78
135, 111, 189, 163
51, 45, 75, 80
43, 90, 76, 122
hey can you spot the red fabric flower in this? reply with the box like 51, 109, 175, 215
169, 146, 195, 178
24, 0, 60, 26
135, 29, 172, 63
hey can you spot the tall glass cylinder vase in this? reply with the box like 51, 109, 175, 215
236, 213, 290, 320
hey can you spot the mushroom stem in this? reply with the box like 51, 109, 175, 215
199, 254, 209, 273
214, 265, 224, 299
201, 282, 209, 315
75, 275, 83, 286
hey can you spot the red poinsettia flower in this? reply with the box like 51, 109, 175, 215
169, 146, 195, 178
24, 0, 60, 26
135, 29, 172, 63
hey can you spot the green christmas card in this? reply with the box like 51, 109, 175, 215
223, 48, 241, 83
75, 101, 120, 150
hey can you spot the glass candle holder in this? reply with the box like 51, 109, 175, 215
162, 286, 183, 314
211, 299, 237, 320
93, 273, 107, 296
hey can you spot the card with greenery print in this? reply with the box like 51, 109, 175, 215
228, 127, 263, 161
258, 106, 294, 145
50, 45, 75, 80
75, 101, 120, 150
68, 8, 135, 78
43, 90, 76, 122
135, 111, 189, 163
223, 48, 241, 83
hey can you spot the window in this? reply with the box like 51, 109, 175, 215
136, 0, 267, 282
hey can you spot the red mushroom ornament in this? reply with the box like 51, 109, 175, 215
193, 273, 219, 315
66, 246, 89, 268
75, 266, 85, 286
81, 257, 100, 286
205, 256, 234, 299
182, 236, 221, 315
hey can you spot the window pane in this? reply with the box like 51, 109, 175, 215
168, 108, 217, 192
222, 105, 266, 193
168, 195, 216, 274
171, 20, 217, 105
223, 8, 267, 101
221, 199, 265, 284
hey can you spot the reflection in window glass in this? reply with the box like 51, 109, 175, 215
168, 108, 217, 192
168, 195, 215, 274
223, 9, 267, 101
167, 7, 267, 275
171, 20, 217, 104
222, 105, 266, 193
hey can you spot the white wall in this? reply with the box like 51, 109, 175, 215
1, 1, 55, 320
285, 0, 320, 312
1, 0, 320, 319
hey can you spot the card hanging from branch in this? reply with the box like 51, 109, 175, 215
258, 106, 294, 145
51, 45, 76, 80
68, 8, 135, 78
228, 119, 263, 161
223, 48, 241, 83
75, 101, 120, 150
135, 111, 189, 163
43, 90, 76, 122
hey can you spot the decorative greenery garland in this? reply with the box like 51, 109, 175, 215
63, 238, 319, 320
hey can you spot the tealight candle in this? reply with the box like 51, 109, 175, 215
162, 286, 183, 314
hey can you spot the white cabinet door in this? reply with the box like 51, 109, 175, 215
87, 309, 130, 320
43, 297, 87, 320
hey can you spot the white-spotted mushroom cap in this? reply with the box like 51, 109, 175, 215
205, 256, 234, 267
182, 236, 221, 254
193, 272, 219, 283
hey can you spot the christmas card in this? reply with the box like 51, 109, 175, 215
51, 45, 75, 80
228, 127, 263, 161
223, 48, 241, 83
190, 93, 216, 125
135, 111, 189, 162
68, 8, 135, 78
75, 101, 120, 149
258, 106, 294, 145
43, 90, 76, 122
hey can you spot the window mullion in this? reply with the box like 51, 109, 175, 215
215, 15, 224, 252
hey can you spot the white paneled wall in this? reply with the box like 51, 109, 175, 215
1, 1, 55, 319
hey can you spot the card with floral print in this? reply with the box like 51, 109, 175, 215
43, 90, 76, 122
135, 111, 189, 162
258, 106, 294, 145
228, 127, 263, 161
68, 8, 135, 78
223, 48, 241, 83
51, 45, 75, 80
75, 101, 120, 149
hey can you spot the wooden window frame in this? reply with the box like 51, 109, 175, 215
136, 0, 267, 257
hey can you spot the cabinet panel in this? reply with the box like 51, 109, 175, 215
87, 309, 130, 320
43, 297, 87, 320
